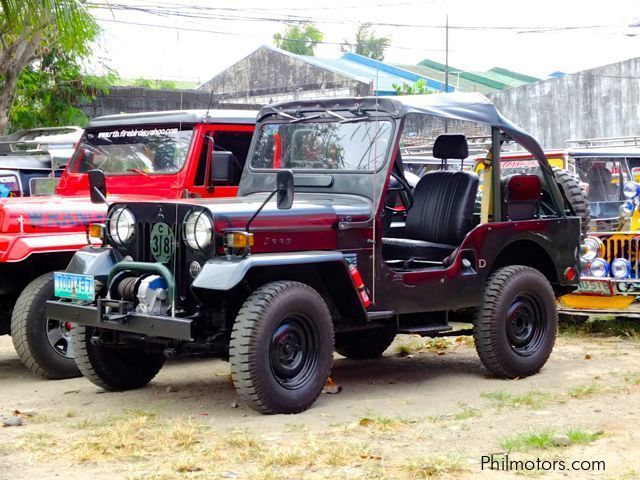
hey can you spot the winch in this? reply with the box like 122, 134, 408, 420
111, 274, 169, 315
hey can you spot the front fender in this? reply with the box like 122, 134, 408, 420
65, 246, 122, 283
0, 232, 90, 263
191, 251, 345, 291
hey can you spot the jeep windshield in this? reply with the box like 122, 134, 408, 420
68, 126, 193, 175
250, 120, 392, 171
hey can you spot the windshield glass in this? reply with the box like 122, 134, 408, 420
575, 157, 627, 203
68, 126, 193, 174
250, 120, 392, 171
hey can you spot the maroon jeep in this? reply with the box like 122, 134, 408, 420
47, 93, 581, 414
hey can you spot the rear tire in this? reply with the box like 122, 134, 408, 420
72, 325, 165, 390
229, 281, 334, 414
335, 327, 396, 359
552, 167, 590, 240
473, 266, 557, 378
11, 273, 80, 379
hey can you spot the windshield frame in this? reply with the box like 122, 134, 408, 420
247, 116, 396, 175
67, 124, 197, 177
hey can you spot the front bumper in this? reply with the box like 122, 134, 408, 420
45, 298, 193, 341
558, 276, 640, 316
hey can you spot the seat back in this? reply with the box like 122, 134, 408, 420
405, 170, 480, 245
502, 174, 541, 221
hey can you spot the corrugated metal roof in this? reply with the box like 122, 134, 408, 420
417, 58, 539, 91
301, 52, 453, 95
396, 64, 499, 94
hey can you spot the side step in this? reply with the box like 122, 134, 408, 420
397, 323, 452, 337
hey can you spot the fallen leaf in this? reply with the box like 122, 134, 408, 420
359, 417, 373, 426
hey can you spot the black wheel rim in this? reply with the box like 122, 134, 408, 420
506, 293, 546, 357
46, 319, 74, 359
269, 314, 319, 390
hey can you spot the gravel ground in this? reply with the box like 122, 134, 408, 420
0, 330, 639, 479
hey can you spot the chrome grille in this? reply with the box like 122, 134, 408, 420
602, 235, 639, 277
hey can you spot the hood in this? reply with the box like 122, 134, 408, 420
113, 193, 372, 253
0, 195, 106, 234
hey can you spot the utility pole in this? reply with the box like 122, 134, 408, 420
445, 14, 449, 93
444, 14, 449, 132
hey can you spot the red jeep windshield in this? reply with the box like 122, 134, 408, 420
250, 120, 392, 171
68, 126, 193, 175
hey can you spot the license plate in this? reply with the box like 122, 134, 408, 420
54, 272, 95, 302
577, 279, 613, 296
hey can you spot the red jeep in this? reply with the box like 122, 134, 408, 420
47, 94, 581, 413
1, 109, 255, 378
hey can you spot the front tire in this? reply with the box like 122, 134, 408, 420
473, 266, 557, 378
72, 325, 165, 390
229, 281, 334, 414
11, 273, 80, 379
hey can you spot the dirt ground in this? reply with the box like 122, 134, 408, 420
1, 327, 639, 480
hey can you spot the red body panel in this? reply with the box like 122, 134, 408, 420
0, 123, 253, 263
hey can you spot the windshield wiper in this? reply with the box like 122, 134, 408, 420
289, 113, 323, 124
127, 168, 151, 179
325, 109, 369, 123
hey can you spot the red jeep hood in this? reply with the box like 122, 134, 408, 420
0, 196, 105, 234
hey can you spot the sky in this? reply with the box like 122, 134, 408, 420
88, 0, 640, 84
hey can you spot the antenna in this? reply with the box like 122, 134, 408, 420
205, 89, 214, 119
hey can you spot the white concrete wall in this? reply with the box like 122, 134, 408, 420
488, 57, 640, 149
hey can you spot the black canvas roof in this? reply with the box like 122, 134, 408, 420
258, 92, 547, 168
87, 109, 258, 129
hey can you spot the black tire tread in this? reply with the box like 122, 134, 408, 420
473, 265, 557, 378
229, 281, 333, 414
72, 325, 164, 390
11, 273, 80, 379
552, 167, 590, 240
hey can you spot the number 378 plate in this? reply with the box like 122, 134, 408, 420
54, 272, 95, 302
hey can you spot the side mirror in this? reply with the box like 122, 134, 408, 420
88, 169, 107, 204
210, 152, 234, 184
276, 169, 294, 210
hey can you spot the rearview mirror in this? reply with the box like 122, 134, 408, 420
276, 169, 294, 210
210, 152, 234, 184
88, 169, 107, 204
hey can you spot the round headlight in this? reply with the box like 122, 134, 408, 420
611, 258, 632, 279
623, 181, 640, 199
620, 200, 635, 216
589, 258, 609, 278
184, 210, 213, 251
581, 236, 603, 262
108, 206, 135, 245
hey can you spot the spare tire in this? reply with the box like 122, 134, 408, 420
552, 167, 590, 240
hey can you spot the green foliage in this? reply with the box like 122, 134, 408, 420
9, 47, 116, 131
392, 79, 433, 96
273, 23, 324, 56
0, 0, 103, 133
342, 23, 391, 61
129, 78, 178, 90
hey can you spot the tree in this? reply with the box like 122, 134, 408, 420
392, 79, 433, 95
0, 0, 100, 133
274, 23, 323, 56
342, 23, 391, 61
10, 46, 115, 131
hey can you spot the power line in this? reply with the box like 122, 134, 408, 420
87, 2, 635, 33
94, 17, 451, 51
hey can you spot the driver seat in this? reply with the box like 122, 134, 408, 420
382, 134, 479, 263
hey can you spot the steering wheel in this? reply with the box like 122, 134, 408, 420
385, 171, 414, 213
